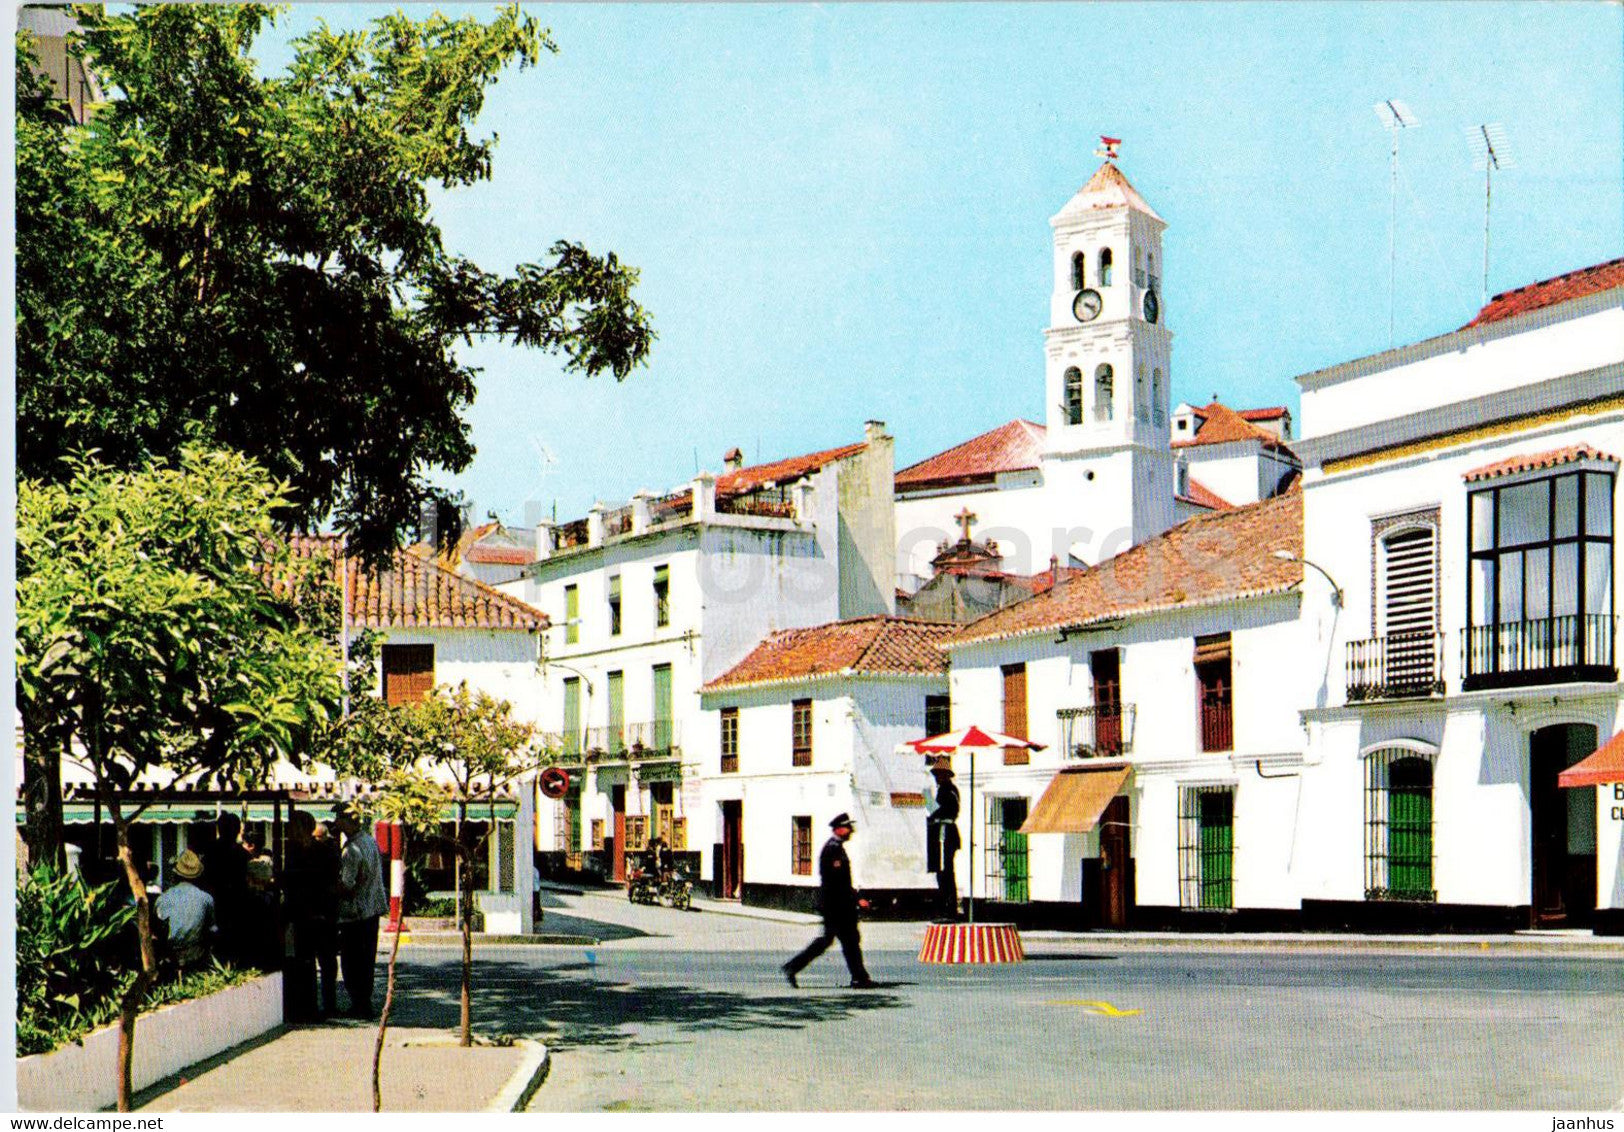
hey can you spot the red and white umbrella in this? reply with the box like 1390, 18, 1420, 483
910, 726, 1045, 754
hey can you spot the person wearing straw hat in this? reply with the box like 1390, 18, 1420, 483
782, 813, 876, 989
156, 849, 216, 969
926, 760, 962, 921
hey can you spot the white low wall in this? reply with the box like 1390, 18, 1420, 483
18, 972, 284, 1112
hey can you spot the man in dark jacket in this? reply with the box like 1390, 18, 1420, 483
782, 813, 876, 989
927, 762, 962, 920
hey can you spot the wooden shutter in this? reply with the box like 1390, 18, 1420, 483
607, 670, 624, 753
1002, 663, 1028, 765
382, 644, 434, 705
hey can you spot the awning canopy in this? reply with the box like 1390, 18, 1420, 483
1559, 731, 1624, 788
1021, 766, 1131, 834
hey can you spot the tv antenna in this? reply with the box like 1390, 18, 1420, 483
1374, 99, 1420, 347
1466, 123, 1514, 307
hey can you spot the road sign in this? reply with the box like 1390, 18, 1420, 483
539, 767, 570, 799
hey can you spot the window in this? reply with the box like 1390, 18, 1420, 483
1070, 251, 1086, 291
608, 575, 622, 637
1091, 649, 1123, 756
1176, 458, 1190, 497
625, 814, 648, 853
1195, 634, 1233, 752
1465, 470, 1615, 685
1093, 365, 1114, 423
925, 694, 951, 738
653, 564, 670, 628
382, 644, 434, 705
651, 663, 673, 749
792, 699, 813, 766
1002, 663, 1028, 765
1152, 368, 1165, 426
1365, 749, 1435, 902
563, 677, 582, 758
1063, 367, 1084, 425
1136, 365, 1149, 423
564, 584, 579, 644
607, 670, 624, 755
720, 707, 739, 773
1133, 247, 1145, 288
792, 816, 813, 876
591, 819, 605, 851
1098, 247, 1113, 286
1179, 786, 1234, 910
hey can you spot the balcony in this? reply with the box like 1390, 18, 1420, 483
716, 484, 796, 519
582, 721, 680, 761
1346, 632, 1445, 702
1462, 614, 1617, 691
1057, 704, 1136, 758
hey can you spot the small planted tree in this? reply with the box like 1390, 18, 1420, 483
16, 448, 343, 1110
329, 684, 547, 1047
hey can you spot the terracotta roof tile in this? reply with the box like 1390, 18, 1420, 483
1172, 400, 1296, 455
287, 535, 546, 631
1054, 161, 1165, 223
1237, 407, 1290, 422
704, 617, 956, 692
1462, 444, 1619, 483
716, 442, 867, 497
1176, 478, 1233, 511
947, 491, 1303, 648
1465, 257, 1624, 329
896, 420, 1046, 490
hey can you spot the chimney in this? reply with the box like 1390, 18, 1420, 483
723, 447, 744, 472
864, 420, 886, 444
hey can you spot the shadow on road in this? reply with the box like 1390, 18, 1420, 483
384, 957, 905, 1051
533, 910, 655, 941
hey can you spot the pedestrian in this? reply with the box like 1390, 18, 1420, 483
201, 812, 250, 963
155, 849, 217, 972
283, 811, 341, 1021
332, 802, 388, 1019
927, 761, 962, 921
783, 813, 876, 989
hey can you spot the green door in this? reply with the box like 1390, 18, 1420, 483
607, 670, 624, 754
1199, 791, 1234, 909
1000, 799, 1029, 904
652, 664, 673, 749
1387, 757, 1434, 898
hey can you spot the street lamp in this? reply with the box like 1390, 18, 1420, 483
1273, 549, 1344, 609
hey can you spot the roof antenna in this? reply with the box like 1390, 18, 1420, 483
1466, 123, 1514, 308
1374, 99, 1420, 347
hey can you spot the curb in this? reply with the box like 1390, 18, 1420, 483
1015, 933, 1624, 958
486, 1039, 550, 1112
387, 932, 601, 948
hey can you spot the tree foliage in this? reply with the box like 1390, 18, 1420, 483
17, 4, 654, 563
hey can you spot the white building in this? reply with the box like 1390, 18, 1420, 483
938, 492, 1311, 928
499, 425, 897, 888
1291, 256, 1624, 934
697, 617, 955, 913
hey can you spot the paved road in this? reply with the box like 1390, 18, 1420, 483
381, 892, 1624, 1111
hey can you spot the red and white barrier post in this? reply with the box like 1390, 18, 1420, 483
375, 820, 405, 932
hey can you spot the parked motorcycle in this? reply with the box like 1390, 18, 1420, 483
626, 866, 660, 905
660, 866, 694, 911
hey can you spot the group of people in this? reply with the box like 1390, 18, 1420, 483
151, 802, 389, 1022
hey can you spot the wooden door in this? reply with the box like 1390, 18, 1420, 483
1099, 795, 1132, 928
1091, 650, 1122, 755
611, 784, 627, 882
721, 801, 743, 899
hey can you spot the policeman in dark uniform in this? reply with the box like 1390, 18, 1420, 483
927, 761, 961, 920
782, 813, 876, 989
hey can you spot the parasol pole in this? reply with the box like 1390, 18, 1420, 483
967, 748, 975, 925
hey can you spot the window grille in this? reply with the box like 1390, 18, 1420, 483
1365, 749, 1436, 901
792, 816, 813, 876
792, 699, 813, 766
1178, 785, 1234, 910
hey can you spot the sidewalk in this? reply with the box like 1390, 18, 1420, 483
134, 1022, 547, 1113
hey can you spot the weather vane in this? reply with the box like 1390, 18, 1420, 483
1095, 135, 1122, 160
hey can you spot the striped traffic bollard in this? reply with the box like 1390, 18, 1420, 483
375, 820, 405, 932
918, 921, 1025, 964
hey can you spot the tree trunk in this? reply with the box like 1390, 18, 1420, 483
20, 726, 65, 874
110, 805, 156, 1113
457, 804, 472, 1047
372, 831, 407, 1114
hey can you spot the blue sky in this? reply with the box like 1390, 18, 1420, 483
266, 3, 1622, 527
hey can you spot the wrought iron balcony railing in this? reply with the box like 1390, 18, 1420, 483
624, 720, 681, 757
1057, 704, 1136, 758
1462, 614, 1617, 691
1346, 631, 1445, 702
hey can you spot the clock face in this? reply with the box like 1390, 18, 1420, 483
1073, 289, 1103, 323
1143, 288, 1160, 324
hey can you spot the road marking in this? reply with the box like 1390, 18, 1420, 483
1045, 999, 1142, 1017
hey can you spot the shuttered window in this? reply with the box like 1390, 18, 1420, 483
792, 699, 813, 767
607, 670, 624, 754
720, 707, 739, 773
1002, 663, 1028, 765
792, 816, 813, 876
564, 585, 579, 644
563, 677, 582, 758
382, 644, 434, 705
1194, 635, 1232, 752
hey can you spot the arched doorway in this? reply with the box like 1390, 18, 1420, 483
1530, 723, 1599, 926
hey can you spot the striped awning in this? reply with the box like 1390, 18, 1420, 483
1021, 766, 1130, 834
18, 799, 519, 826
1559, 732, 1624, 788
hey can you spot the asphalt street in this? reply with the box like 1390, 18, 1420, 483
379, 890, 1624, 1112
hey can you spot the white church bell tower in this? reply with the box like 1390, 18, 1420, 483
1040, 141, 1177, 562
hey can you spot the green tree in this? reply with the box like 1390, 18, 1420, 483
328, 683, 548, 1048
17, 4, 653, 565
16, 447, 344, 1110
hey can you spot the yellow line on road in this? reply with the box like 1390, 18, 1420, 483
1045, 999, 1142, 1017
